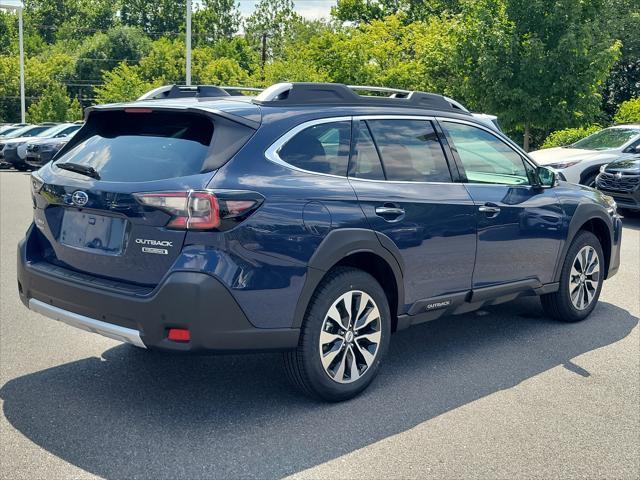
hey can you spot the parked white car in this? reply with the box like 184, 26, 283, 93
529, 124, 640, 186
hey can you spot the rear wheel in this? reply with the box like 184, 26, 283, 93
284, 267, 391, 401
541, 231, 604, 322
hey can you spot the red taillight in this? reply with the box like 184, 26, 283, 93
134, 190, 262, 231
167, 328, 190, 342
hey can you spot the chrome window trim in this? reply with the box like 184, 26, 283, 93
264, 116, 353, 180
265, 114, 454, 182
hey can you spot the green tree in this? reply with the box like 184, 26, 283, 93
244, 0, 302, 64
120, 0, 185, 36
193, 0, 241, 46
331, 0, 460, 24
541, 125, 602, 149
602, 0, 640, 117
74, 26, 151, 93
23, 0, 118, 44
614, 97, 640, 123
94, 62, 157, 103
137, 37, 185, 83
452, 0, 621, 150
193, 56, 249, 85
26, 82, 83, 122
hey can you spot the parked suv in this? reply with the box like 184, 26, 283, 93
18, 83, 622, 401
596, 155, 640, 213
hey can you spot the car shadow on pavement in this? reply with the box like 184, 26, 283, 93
1, 298, 637, 479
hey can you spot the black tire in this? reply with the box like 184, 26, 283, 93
541, 230, 604, 322
283, 267, 391, 402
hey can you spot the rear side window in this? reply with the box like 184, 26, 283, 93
278, 121, 351, 176
53, 111, 213, 182
367, 119, 452, 182
349, 121, 385, 180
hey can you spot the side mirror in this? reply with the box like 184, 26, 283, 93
536, 166, 557, 188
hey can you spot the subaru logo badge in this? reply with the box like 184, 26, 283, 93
71, 191, 89, 207
615, 172, 623, 180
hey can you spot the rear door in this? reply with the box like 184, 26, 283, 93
439, 119, 564, 288
32, 108, 253, 286
348, 117, 477, 308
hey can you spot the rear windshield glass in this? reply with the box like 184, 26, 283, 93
53, 111, 213, 182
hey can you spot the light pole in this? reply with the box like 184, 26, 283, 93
186, 0, 192, 86
0, 0, 25, 122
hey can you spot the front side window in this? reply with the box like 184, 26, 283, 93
443, 121, 530, 185
366, 119, 452, 182
278, 121, 351, 176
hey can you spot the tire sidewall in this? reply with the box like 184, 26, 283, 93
301, 269, 391, 401
558, 231, 604, 320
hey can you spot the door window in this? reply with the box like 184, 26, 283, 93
366, 119, 452, 182
348, 121, 385, 180
443, 121, 531, 185
279, 121, 351, 176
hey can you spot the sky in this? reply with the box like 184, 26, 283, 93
237, 0, 337, 20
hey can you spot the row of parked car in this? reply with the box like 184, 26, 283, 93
530, 124, 640, 214
0, 121, 83, 171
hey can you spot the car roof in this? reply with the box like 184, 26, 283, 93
92, 83, 477, 128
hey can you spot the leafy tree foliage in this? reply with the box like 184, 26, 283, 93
73, 26, 151, 92
120, 0, 185, 36
614, 97, 640, 123
332, 0, 460, 24
602, 0, 640, 117
26, 82, 82, 122
541, 125, 602, 149
94, 63, 157, 103
244, 0, 302, 62
451, 0, 621, 150
193, 0, 241, 46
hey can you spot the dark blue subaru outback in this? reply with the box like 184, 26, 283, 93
18, 83, 622, 401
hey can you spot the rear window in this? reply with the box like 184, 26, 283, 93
53, 111, 213, 182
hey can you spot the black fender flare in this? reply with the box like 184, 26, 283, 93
553, 202, 614, 282
292, 228, 405, 328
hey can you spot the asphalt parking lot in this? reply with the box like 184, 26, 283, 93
0, 169, 638, 480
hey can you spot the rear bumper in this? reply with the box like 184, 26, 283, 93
17, 226, 300, 353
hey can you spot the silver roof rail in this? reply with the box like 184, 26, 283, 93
347, 85, 411, 96
443, 96, 469, 112
255, 83, 294, 102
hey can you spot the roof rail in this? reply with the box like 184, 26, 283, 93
138, 85, 232, 101
252, 82, 469, 113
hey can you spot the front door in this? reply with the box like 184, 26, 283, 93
439, 119, 564, 288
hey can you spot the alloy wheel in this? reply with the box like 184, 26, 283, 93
318, 290, 382, 384
569, 245, 600, 310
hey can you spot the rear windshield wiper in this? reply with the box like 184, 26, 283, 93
56, 162, 101, 180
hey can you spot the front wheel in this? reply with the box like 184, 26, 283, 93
541, 231, 604, 322
284, 267, 391, 401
